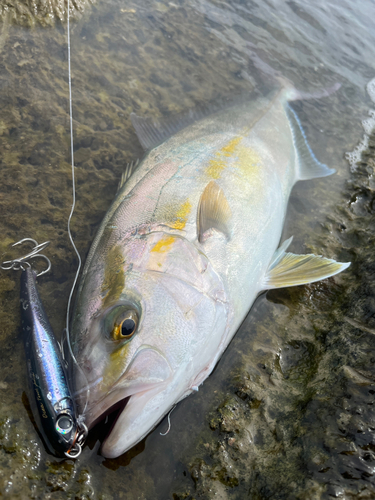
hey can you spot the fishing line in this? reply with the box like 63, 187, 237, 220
65, 0, 89, 418
160, 406, 176, 436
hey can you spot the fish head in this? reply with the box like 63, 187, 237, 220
71, 229, 228, 457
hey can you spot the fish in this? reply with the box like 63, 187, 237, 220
70, 85, 350, 458
20, 266, 83, 457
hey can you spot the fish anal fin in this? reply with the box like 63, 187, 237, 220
197, 181, 231, 243
263, 244, 350, 290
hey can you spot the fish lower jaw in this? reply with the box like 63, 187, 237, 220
100, 385, 177, 459
84, 382, 162, 430
81, 381, 174, 458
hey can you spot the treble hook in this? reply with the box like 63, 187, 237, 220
64, 422, 88, 459
1, 238, 51, 276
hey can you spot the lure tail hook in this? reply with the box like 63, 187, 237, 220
65, 422, 88, 459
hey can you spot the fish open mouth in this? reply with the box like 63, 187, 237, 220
84, 347, 173, 429
79, 346, 174, 457
85, 384, 171, 458
88, 395, 131, 431
84, 385, 150, 431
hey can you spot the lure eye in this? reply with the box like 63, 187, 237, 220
112, 310, 138, 341
56, 414, 73, 435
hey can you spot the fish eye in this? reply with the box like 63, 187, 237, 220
112, 309, 139, 341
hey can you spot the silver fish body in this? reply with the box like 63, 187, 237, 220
70, 87, 349, 458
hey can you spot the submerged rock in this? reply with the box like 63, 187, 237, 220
0, 0, 92, 27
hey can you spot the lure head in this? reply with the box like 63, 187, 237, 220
71, 229, 229, 458
33, 396, 80, 458
48, 399, 80, 457
54, 411, 78, 455
55, 411, 87, 458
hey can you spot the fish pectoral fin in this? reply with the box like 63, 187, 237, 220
262, 245, 350, 290
286, 104, 336, 180
197, 181, 232, 243
117, 159, 140, 192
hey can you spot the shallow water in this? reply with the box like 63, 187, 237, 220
0, 0, 375, 498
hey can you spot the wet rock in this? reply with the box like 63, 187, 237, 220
0, 0, 93, 27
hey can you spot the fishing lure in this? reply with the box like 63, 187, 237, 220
1, 239, 87, 458
0, 0, 89, 458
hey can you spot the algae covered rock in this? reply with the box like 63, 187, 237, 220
0, 0, 92, 27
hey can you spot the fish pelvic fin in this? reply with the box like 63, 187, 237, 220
262, 238, 350, 290
197, 181, 232, 243
286, 104, 336, 181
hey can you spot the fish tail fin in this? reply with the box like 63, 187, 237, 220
286, 103, 336, 180
285, 82, 341, 102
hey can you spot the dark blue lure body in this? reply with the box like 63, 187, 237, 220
20, 267, 80, 457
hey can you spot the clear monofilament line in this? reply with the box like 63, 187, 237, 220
65, 0, 89, 416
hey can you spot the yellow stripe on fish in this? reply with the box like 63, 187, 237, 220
170, 200, 192, 230
101, 245, 126, 308
154, 200, 192, 231
233, 144, 262, 183
206, 136, 242, 179
103, 342, 132, 392
151, 235, 176, 254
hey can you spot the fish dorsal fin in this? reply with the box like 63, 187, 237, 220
130, 95, 252, 151
130, 109, 207, 151
117, 159, 140, 193
262, 239, 350, 290
197, 181, 232, 243
286, 104, 336, 181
